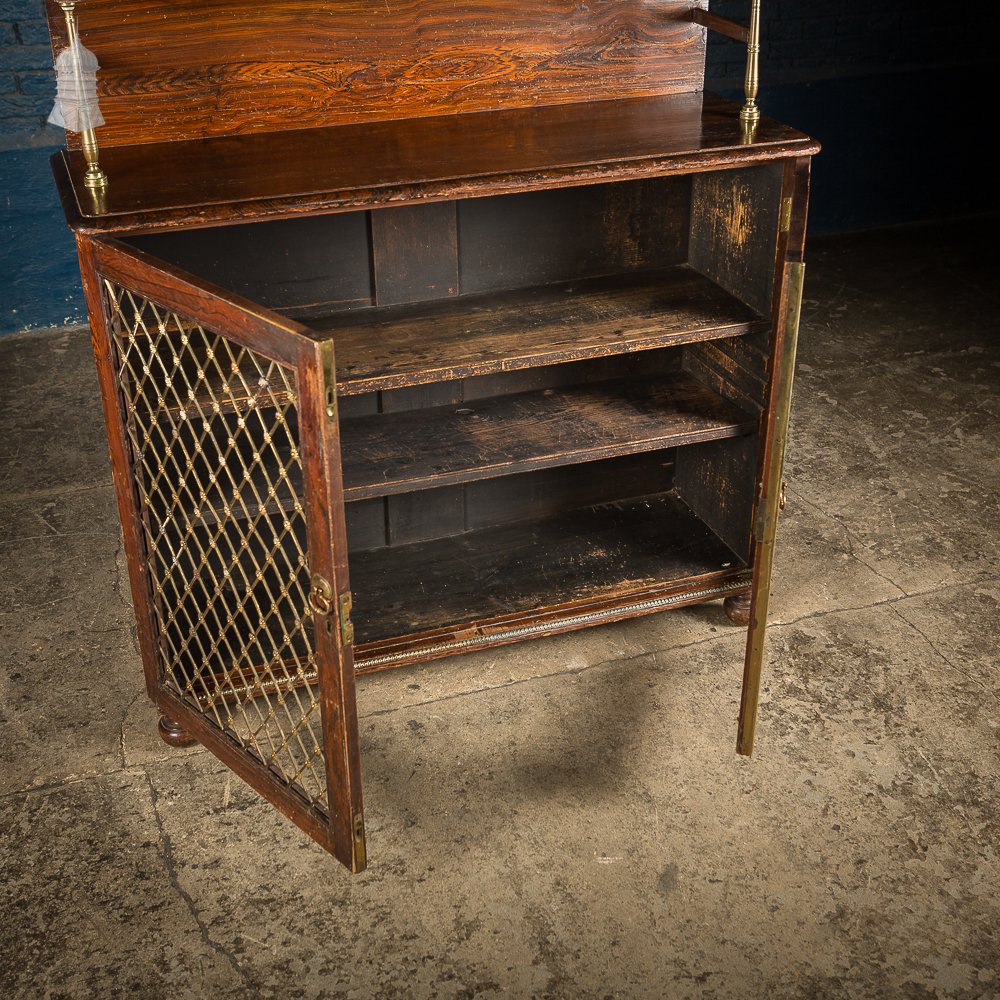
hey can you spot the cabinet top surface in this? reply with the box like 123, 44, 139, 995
57, 91, 819, 233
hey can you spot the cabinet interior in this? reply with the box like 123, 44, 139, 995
124, 165, 782, 665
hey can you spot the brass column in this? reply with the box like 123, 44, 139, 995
740, 0, 762, 127
59, 1, 107, 191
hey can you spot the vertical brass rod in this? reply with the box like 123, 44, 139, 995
740, 0, 762, 127
736, 260, 805, 756
59, 0, 107, 191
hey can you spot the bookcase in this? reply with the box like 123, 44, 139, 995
47, 0, 818, 871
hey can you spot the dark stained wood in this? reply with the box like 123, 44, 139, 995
315, 266, 762, 396
46, 0, 820, 870
348, 491, 745, 646
682, 337, 767, 415
689, 9, 750, 43
386, 488, 465, 547
371, 203, 459, 306
458, 179, 689, 293
46, 0, 708, 149
126, 211, 373, 319
675, 434, 759, 563
689, 162, 785, 316
340, 373, 755, 501
157, 715, 198, 748
345, 498, 387, 552
344, 450, 677, 553
53, 93, 820, 232
723, 590, 752, 626
463, 451, 676, 533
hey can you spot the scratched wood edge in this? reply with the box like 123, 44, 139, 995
62, 136, 821, 236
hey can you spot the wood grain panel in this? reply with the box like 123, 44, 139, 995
47, 0, 708, 148
689, 163, 784, 316
125, 211, 373, 319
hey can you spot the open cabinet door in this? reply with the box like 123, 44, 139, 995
736, 259, 805, 757
77, 235, 366, 871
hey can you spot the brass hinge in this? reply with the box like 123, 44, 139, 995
339, 590, 354, 647
779, 196, 793, 233
320, 340, 337, 420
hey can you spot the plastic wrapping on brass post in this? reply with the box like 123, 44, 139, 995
740, 0, 762, 129
59, 1, 107, 191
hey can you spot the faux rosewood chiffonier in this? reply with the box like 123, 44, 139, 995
46, 0, 819, 871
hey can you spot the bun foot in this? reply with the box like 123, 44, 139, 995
158, 715, 198, 748
723, 591, 752, 627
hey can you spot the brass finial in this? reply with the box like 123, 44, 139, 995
59, 1, 108, 191
740, 0, 762, 128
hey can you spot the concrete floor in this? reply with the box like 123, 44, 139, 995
1, 220, 997, 999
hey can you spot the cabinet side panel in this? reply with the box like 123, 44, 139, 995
688, 164, 783, 318
674, 436, 757, 563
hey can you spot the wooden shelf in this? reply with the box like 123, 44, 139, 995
349, 491, 744, 647
340, 373, 755, 501
153, 265, 759, 418
320, 266, 760, 396
54, 92, 819, 233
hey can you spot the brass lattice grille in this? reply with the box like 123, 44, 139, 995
103, 279, 328, 810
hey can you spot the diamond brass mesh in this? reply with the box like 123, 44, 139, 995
102, 279, 328, 811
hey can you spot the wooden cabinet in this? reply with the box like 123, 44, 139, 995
47, 0, 818, 871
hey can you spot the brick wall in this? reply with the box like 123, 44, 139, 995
0, 0, 995, 333
0, 0, 56, 146
705, 0, 970, 88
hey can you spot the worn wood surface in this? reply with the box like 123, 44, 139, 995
46, 0, 708, 149
371, 203, 459, 307
314, 266, 760, 396
348, 491, 743, 645
340, 373, 754, 501
54, 93, 819, 232
345, 450, 678, 554
689, 163, 785, 317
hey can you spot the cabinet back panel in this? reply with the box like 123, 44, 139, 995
458, 179, 691, 294
345, 450, 677, 554
47, 0, 707, 149
125, 213, 373, 319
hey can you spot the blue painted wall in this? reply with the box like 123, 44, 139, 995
1, 0, 995, 335
1, 0, 86, 334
